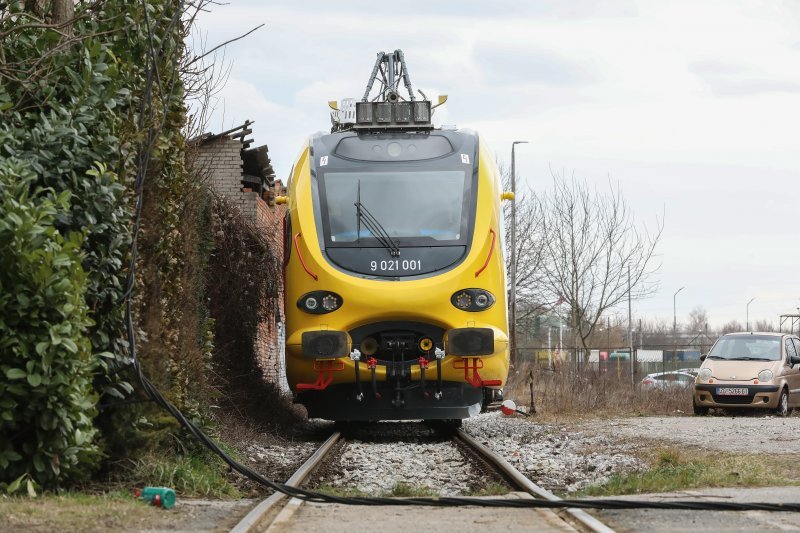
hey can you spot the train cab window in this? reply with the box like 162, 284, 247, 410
320, 170, 468, 246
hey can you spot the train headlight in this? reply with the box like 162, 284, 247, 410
298, 291, 343, 314
322, 294, 339, 311
451, 289, 495, 312
454, 292, 472, 309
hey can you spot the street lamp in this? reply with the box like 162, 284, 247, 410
673, 286, 685, 362
746, 297, 755, 331
672, 286, 685, 338
509, 140, 528, 365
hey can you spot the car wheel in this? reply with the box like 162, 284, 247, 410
693, 398, 709, 416
775, 388, 791, 417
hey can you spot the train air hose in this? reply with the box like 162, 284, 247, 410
120, 11, 800, 512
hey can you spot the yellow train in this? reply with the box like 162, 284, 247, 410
280, 50, 510, 421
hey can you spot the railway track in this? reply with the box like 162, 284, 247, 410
231, 424, 615, 533
454, 429, 614, 533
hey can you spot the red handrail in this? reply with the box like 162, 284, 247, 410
293, 232, 318, 281
474, 228, 496, 278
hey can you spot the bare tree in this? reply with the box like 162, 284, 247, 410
638, 318, 672, 347
500, 162, 548, 324
754, 318, 775, 332
687, 306, 708, 335
720, 320, 744, 335
534, 171, 662, 356
181, 0, 247, 141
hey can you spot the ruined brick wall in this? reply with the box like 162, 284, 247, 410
195, 137, 258, 215
253, 181, 287, 389
194, 136, 287, 389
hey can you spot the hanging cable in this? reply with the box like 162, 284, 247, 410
112, 1, 800, 514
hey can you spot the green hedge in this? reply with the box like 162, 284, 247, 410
0, 163, 99, 486
0, 0, 229, 488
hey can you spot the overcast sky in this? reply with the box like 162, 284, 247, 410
193, 0, 800, 330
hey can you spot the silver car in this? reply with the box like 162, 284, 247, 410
641, 370, 697, 390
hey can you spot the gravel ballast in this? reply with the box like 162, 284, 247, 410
315, 422, 487, 496
312, 415, 645, 496
464, 412, 644, 493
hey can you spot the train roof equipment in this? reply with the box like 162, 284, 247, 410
329, 49, 448, 133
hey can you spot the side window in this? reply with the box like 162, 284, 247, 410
792, 338, 800, 361
785, 338, 797, 363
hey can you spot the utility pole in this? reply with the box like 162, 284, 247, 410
638, 318, 643, 349
607, 316, 613, 376
628, 264, 634, 383
746, 297, 755, 331
509, 140, 528, 366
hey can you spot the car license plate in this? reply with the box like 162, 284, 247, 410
716, 387, 748, 396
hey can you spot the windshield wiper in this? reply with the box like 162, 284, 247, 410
355, 180, 400, 257
728, 357, 772, 361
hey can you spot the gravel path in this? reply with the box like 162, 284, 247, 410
578, 414, 800, 453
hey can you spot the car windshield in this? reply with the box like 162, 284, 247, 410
707, 335, 782, 361
321, 170, 468, 244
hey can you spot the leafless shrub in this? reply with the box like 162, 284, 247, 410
205, 195, 299, 427
505, 361, 691, 421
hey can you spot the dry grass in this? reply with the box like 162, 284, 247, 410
0, 493, 164, 533
506, 362, 692, 422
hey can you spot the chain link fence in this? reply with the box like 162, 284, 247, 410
516, 344, 708, 380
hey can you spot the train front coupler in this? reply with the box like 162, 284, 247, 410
350, 348, 363, 401
434, 347, 445, 399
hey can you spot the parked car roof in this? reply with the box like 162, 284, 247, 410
722, 331, 786, 337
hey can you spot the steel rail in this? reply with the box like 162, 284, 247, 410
455, 429, 615, 533
231, 431, 342, 533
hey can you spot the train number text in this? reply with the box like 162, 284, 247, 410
370, 259, 422, 272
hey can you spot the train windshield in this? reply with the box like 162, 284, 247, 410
321, 170, 468, 245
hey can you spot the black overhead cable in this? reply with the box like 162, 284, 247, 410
117, 1, 800, 514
